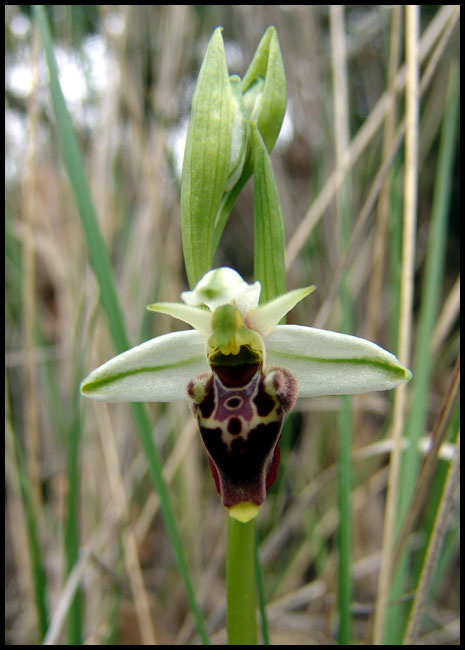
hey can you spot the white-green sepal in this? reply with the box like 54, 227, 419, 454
80, 331, 209, 402
246, 286, 315, 335
265, 325, 412, 397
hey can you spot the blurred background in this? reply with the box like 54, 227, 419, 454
5, 5, 460, 645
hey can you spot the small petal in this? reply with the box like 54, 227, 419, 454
234, 281, 261, 315
265, 325, 412, 397
147, 302, 212, 335
80, 331, 208, 402
246, 286, 315, 335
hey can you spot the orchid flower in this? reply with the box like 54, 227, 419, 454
81, 267, 412, 522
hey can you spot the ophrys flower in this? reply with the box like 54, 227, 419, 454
81, 268, 411, 521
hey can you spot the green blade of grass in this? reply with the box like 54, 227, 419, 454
6, 207, 49, 641
330, 7, 353, 640
33, 6, 209, 644
386, 61, 459, 644
34, 6, 126, 354
6, 394, 49, 640
397, 60, 459, 537
64, 367, 84, 644
403, 430, 460, 644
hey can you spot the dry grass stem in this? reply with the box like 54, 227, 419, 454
373, 6, 420, 642
285, 4, 458, 270
43, 550, 92, 645
364, 5, 402, 342
95, 404, 157, 645
431, 276, 460, 355
403, 433, 460, 644
392, 357, 460, 570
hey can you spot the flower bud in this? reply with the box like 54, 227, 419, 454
225, 76, 249, 192
241, 26, 287, 152
181, 28, 243, 287
243, 76, 264, 123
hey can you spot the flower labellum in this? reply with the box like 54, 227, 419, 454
187, 301, 297, 521
81, 268, 412, 522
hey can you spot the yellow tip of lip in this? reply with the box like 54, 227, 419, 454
228, 502, 260, 523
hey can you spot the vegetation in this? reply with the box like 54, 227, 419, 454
6, 5, 459, 645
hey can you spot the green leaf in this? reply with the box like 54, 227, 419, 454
33, 5, 127, 354
7, 418, 49, 640
251, 123, 286, 304
181, 27, 238, 287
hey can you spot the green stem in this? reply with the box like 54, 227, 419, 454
226, 516, 258, 645
337, 396, 353, 644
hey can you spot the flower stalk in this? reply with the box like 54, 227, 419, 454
226, 517, 258, 645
